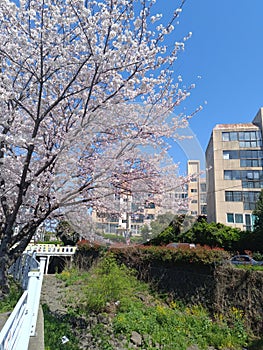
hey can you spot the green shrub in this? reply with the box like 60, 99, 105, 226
110, 244, 230, 266
80, 253, 148, 313
102, 233, 126, 243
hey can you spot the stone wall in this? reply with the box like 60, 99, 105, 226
213, 266, 263, 334
134, 261, 263, 335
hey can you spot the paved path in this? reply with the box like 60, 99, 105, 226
28, 306, 45, 350
0, 312, 10, 331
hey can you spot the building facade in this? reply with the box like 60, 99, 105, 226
92, 191, 160, 237
187, 160, 207, 216
206, 108, 263, 231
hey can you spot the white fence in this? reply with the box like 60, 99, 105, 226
25, 244, 77, 255
0, 255, 46, 350
24, 244, 77, 274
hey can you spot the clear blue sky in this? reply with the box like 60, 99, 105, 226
155, 0, 263, 174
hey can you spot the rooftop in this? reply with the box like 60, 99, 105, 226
215, 122, 258, 130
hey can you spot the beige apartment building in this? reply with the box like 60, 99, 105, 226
206, 108, 263, 231
187, 160, 207, 216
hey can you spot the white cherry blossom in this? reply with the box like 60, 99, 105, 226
0, 0, 195, 294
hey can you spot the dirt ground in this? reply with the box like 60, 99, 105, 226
40, 274, 68, 314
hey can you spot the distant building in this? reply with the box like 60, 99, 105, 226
187, 160, 207, 217
206, 108, 263, 231
92, 160, 209, 236
92, 181, 189, 237
92, 191, 160, 237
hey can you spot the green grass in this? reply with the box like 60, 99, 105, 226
43, 304, 79, 350
112, 296, 248, 350
56, 253, 252, 350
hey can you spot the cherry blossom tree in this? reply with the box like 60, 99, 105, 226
0, 0, 195, 294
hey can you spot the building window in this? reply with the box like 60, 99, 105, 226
224, 170, 263, 181
239, 140, 262, 148
222, 132, 238, 141
144, 202, 155, 209
227, 213, 234, 223
200, 194, 206, 203
242, 180, 263, 188
235, 214, 243, 223
244, 202, 257, 210
240, 159, 263, 167
240, 150, 263, 158
200, 183, 206, 192
243, 191, 260, 210
225, 191, 242, 202
146, 214, 155, 220
223, 149, 263, 165
227, 213, 243, 224
239, 131, 261, 141
222, 131, 262, 144
224, 170, 232, 180
223, 150, 239, 159
190, 189, 197, 193
225, 191, 260, 209
222, 132, 230, 141
191, 200, 198, 203
243, 191, 260, 211
224, 170, 241, 180
201, 205, 207, 215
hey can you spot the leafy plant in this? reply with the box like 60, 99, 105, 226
79, 253, 148, 313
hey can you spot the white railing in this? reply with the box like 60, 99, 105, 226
0, 255, 46, 350
25, 244, 77, 256
24, 244, 77, 274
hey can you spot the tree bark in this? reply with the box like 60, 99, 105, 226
0, 251, 11, 298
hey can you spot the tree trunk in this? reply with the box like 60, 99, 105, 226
0, 251, 11, 299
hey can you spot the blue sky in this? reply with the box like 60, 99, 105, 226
155, 0, 263, 174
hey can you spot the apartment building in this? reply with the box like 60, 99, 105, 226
187, 160, 207, 216
206, 108, 263, 231
92, 190, 160, 236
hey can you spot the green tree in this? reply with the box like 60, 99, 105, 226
147, 217, 243, 250
140, 225, 151, 242
55, 221, 80, 246
253, 189, 263, 231
245, 190, 263, 252
150, 212, 175, 237
146, 214, 195, 246
180, 219, 242, 251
